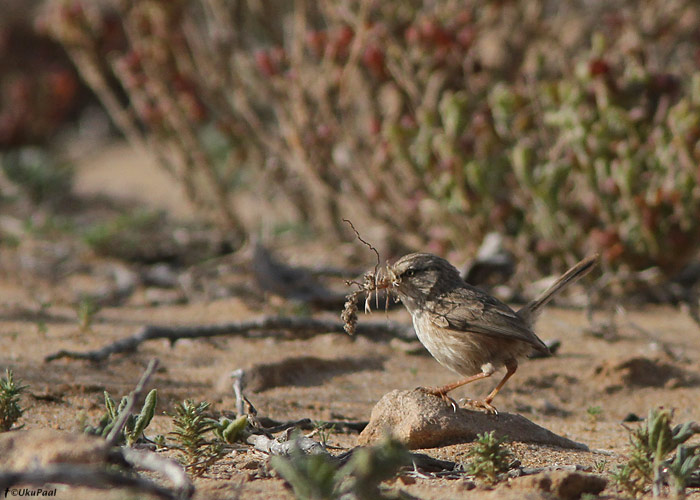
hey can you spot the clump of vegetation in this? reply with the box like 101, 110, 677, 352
593, 458, 608, 474
0, 369, 28, 431
81, 209, 164, 259
271, 441, 340, 500
33, 298, 52, 336
339, 436, 412, 500
42, 0, 700, 285
75, 295, 101, 332
312, 421, 337, 449
586, 405, 603, 429
85, 389, 157, 446
212, 415, 248, 444
0, 147, 74, 204
271, 435, 410, 500
667, 444, 700, 500
0, 19, 83, 149
612, 407, 700, 498
465, 431, 514, 484
168, 400, 225, 476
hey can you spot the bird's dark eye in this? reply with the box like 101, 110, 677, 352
404, 269, 416, 278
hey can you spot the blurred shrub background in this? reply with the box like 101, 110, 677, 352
4, 0, 700, 291
0, 1, 86, 148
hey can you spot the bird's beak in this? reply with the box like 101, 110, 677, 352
374, 266, 398, 290
374, 279, 391, 290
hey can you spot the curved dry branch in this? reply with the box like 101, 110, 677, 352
106, 359, 159, 446
121, 447, 193, 498
45, 316, 415, 363
0, 464, 182, 500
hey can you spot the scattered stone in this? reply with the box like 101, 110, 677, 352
142, 263, 179, 288
397, 475, 416, 485
358, 389, 589, 450
462, 232, 515, 288
593, 356, 699, 393
67, 262, 139, 307
509, 471, 607, 500
109, 263, 139, 296
240, 459, 262, 470
457, 478, 477, 490
0, 429, 112, 471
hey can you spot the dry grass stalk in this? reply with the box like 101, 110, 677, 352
341, 219, 394, 335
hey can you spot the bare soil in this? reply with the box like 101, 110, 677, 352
1, 142, 699, 499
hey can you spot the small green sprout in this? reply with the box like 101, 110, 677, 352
613, 408, 699, 498
313, 421, 336, 449
76, 295, 101, 332
168, 400, 224, 476
271, 441, 339, 500
465, 431, 514, 484
0, 369, 28, 431
667, 445, 700, 499
212, 414, 248, 443
84, 389, 157, 446
586, 405, 603, 428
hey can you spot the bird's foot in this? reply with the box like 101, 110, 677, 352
459, 398, 498, 415
415, 386, 459, 412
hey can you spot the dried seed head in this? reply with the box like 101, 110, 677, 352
363, 272, 376, 314
341, 290, 360, 335
342, 266, 396, 335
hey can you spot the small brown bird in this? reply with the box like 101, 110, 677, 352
382, 252, 597, 413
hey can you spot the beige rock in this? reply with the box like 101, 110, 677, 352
358, 389, 588, 450
0, 429, 111, 471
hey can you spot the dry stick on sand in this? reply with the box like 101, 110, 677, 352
230, 365, 331, 457
106, 358, 159, 446
246, 432, 328, 456
45, 221, 402, 363
230, 368, 246, 416
244, 411, 456, 472
0, 465, 182, 500
231, 367, 368, 432
121, 447, 194, 499
245, 430, 459, 473
256, 417, 367, 434
44, 317, 414, 363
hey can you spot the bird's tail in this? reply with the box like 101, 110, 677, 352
517, 254, 598, 326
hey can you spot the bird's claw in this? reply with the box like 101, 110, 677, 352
460, 398, 498, 415
415, 386, 459, 411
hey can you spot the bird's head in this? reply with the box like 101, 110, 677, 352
380, 253, 462, 312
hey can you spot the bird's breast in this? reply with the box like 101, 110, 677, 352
411, 312, 486, 376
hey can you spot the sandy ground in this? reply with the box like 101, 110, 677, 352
1, 142, 699, 499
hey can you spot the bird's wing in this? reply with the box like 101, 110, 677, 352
425, 286, 549, 353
